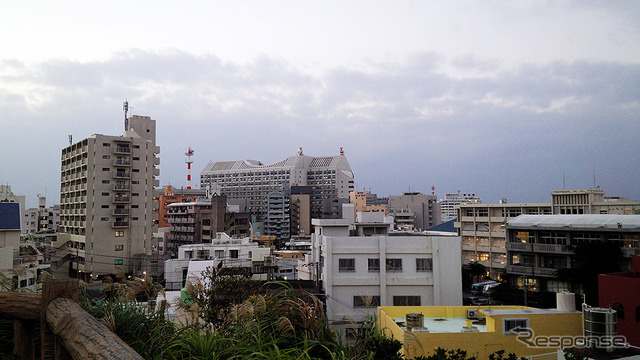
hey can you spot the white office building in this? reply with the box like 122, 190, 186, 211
310, 205, 462, 333
439, 192, 481, 222
200, 151, 355, 220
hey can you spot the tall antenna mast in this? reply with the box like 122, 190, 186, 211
123, 99, 129, 131
68, 135, 72, 146
185, 147, 194, 189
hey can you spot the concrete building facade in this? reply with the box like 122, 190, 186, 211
388, 192, 440, 231
155, 185, 207, 228
505, 215, 640, 295
439, 192, 481, 222
22, 196, 60, 234
57, 115, 160, 277
200, 151, 355, 220
310, 206, 462, 332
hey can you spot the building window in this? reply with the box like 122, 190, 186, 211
115, 231, 124, 237
132, 193, 139, 196
114, 259, 123, 265
102, 192, 109, 196
477, 253, 490, 262
132, 205, 138, 208
339, 258, 356, 272
612, 303, 624, 319
503, 318, 529, 334
103, 143, 111, 147
101, 205, 109, 208
386, 258, 402, 272
416, 258, 433, 272
132, 181, 139, 184
636, 306, 640, 322
368, 258, 380, 272
101, 217, 109, 221
133, 169, 139, 172
102, 167, 110, 171
115, 245, 124, 251
132, 157, 140, 160
215, 250, 224, 259
103, 155, 110, 159
102, 180, 110, 184
353, 295, 381, 308
393, 296, 421, 306
230, 250, 239, 259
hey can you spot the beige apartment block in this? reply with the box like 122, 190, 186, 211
456, 203, 552, 279
58, 116, 160, 278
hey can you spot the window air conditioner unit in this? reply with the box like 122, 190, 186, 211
467, 309, 478, 319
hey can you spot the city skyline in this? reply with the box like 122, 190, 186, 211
1, 1, 639, 208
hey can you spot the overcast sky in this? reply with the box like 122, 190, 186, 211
1, 1, 639, 208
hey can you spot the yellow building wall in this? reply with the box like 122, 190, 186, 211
378, 306, 583, 360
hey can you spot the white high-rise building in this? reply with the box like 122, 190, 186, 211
440, 192, 481, 222
57, 115, 160, 278
200, 151, 355, 220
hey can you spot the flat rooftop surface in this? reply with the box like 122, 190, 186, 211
395, 317, 487, 333
482, 308, 580, 316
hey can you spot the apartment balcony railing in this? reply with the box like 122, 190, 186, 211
534, 267, 559, 277
112, 208, 130, 216
114, 171, 130, 179
113, 184, 130, 191
506, 264, 534, 276
113, 159, 131, 167
113, 195, 130, 203
114, 147, 131, 154
112, 221, 129, 228
532, 243, 574, 254
506, 242, 533, 252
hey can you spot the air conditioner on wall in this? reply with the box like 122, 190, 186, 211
467, 309, 478, 319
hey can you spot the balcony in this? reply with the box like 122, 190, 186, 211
507, 264, 534, 276
532, 243, 574, 255
622, 247, 640, 257
114, 171, 130, 179
113, 184, 130, 191
113, 159, 131, 167
112, 208, 130, 216
112, 221, 129, 228
506, 242, 533, 252
113, 195, 130, 203
114, 146, 131, 154
534, 267, 558, 277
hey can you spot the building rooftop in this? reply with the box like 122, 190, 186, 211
507, 214, 640, 229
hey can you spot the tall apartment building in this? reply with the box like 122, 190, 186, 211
58, 115, 160, 278
439, 192, 481, 222
290, 186, 312, 239
388, 192, 440, 231
200, 151, 355, 221
22, 196, 60, 234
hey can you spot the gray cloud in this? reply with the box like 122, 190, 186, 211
0, 51, 638, 207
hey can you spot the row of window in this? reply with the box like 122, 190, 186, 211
338, 258, 433, 273
353, 295, 422, 308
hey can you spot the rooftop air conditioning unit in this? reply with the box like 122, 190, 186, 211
467, 309, 478, 319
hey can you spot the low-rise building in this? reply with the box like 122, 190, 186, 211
22, 196, 60, 234
164, 233, 268, 290
377, 300, 582, 359
311, 205, 462, 335
505, 215, 640, 295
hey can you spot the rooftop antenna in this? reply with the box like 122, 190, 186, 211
593, 169, 596, 189
563, 171, 566, 189
298, 147, 303, 156
340, 147, 344, 156
123, 99, 129, 131
68, 135, 72, 146
431, 185, 435, 196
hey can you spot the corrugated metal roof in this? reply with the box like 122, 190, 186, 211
507, 214, 640, 229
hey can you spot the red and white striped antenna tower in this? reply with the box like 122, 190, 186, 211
185, 147, 194, 189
